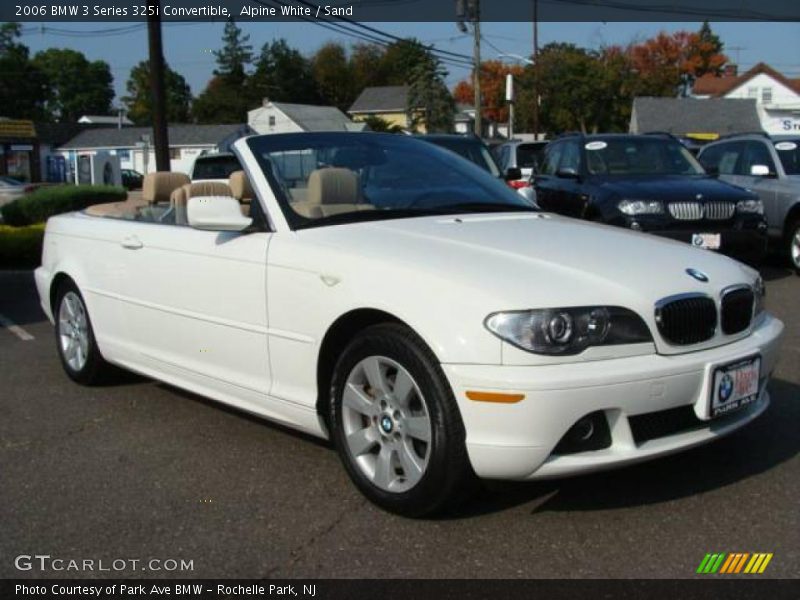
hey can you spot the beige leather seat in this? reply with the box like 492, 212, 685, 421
229, 170, 255, 216
142, 172, 190, 204
292, 168, 373, 218
172, 181, 234, 225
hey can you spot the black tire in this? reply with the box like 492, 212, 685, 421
54, 281, 113, 385
787, 218, 800, 275
329, 323, 475, 517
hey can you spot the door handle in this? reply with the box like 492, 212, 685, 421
121, 235, 143, 249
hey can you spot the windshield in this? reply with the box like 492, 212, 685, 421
774, 140, 800, 175
585, 137, 705, 176
516, 143, 546, 169
192, 155, 241, 180
247, 133, 534, 228
423, 138, 501, 177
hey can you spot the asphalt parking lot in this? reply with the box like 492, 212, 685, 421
0, 264, 798, 579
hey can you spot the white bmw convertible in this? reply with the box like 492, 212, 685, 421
35, 133, 784, 516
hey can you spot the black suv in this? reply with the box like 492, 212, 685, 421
533, 133, 768, 264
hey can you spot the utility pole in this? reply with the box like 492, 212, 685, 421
472, 0, 481, 137
147, 0, 170, 172
532, 0, 539, 139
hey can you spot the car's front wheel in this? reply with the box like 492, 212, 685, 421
330, 323, 475, 517
54, 282, 113, 385
788, 218, 800, 275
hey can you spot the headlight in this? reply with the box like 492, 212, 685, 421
753, 276, 766, 316
736, 199, 764, 214
617, 199, 664, 215
484, 306, 653, 355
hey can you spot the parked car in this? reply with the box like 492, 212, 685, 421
419, 134, 536, 205
0, 176, 32, 207
698, 133, 800, 274
533, 133, 768, 265
35, 132, 783, 516
492, 139, 548, 192
190, 152, 242, 183
120, 169, 144, 191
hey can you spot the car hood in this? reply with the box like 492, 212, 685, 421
295, 212, 756, 337
591, 175, 756, 201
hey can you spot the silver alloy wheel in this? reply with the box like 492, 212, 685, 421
342, 355, 432, 493
792, 228, 800, 268
58, 291, 89, 372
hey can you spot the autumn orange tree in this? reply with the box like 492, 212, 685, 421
453, 60, 524, 123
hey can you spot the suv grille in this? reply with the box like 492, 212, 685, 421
668, 201, 735, 221
655, 295, 717, 345
721, 287, 754, 335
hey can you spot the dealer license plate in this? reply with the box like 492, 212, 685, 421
709, 356, 761, 419
692, 233, 721, 250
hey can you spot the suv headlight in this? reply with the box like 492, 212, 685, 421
484, 306, 653, 355
618, 199, 664, 215
753, 276, 766, 316
736, 199, 764, 214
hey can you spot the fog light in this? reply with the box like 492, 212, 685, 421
552, 411, 611, 455
630, 221, 642, 231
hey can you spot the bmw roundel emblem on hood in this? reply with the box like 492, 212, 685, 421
686, 268, 709, 282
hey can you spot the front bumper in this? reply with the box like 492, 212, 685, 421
443, 313, 784, 480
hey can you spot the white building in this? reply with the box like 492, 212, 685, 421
58, 124, 253, 180
248, 99, 364, 134
692, 63, 800, 135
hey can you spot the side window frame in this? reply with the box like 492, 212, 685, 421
541, 142, 564, 176
742, 141, 777, 176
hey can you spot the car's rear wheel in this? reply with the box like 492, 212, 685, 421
788, 218, 800, 275
329, 323, 475, 517
54, 282, 112, 384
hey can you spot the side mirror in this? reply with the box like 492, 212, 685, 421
750, 164, 771, 177
504, 167, 523, 181
556, 167, 580, 179
187, 196, 252, 231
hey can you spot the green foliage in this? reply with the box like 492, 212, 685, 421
32, 48, 114, 122
123, 60, 192, 125
312, 42, 354, 111
248, 39, 319, 105
407, 52, 455, 133
213, 20, 253, 84
0, 23, 49, 120
1, 185, 126, 227
0, 223, 45, 269
361, 115, 404, 133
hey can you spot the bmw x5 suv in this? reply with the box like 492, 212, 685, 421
533, 133, 768, 265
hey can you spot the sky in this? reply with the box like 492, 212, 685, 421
18, 20, 800, 106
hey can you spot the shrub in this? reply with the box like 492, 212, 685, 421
1, 184, 127, 226
0, 223, 46, 269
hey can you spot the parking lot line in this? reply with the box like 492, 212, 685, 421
0, 313, 35, 341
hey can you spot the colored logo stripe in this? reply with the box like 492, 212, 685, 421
697, 553, 773, 574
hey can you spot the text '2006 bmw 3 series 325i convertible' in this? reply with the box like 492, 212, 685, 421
35, 133, 784, 516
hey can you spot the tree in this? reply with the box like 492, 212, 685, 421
407, 53, 454, 133
0, 23, 49, 120
213, 20, 252, 84
686, 21, 727, 78
453, 61, 524, 123
380, 39, 433, 85
194, 20, 254, 123
312, 42, 354, 111
248, 39, 318, 105
361, 115, 403, 133
350, 43, 388, 91
122, 60, 192, 125
32, 49, 114, 122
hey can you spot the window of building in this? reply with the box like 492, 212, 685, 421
169, 147, 181, 160
747, 86, 758, 99
269, 115, 276, 127
762, 87, 773, 104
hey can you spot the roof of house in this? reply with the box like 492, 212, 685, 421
271, 102, 361, 132
78, 114, 134, 125
630, 97, 762, 136
693, 62, 800, 97
59, 124, 252, 150
349, 86, 409, 113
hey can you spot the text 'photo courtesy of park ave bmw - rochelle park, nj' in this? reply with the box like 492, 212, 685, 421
0, 1, 798, 599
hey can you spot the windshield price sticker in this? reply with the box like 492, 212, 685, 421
775, 141, 798, 151
585, 141, 608, 150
